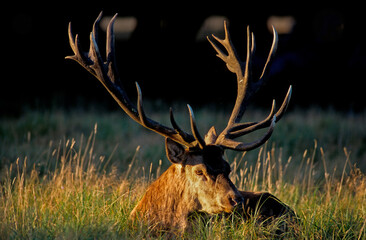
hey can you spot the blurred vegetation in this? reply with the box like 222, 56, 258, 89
1, 105, 365, 178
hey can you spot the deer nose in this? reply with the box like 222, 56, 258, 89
228, 192, 244, 207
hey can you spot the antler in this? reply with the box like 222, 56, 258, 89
207, 21, 292, 151
66, 12, 206, 149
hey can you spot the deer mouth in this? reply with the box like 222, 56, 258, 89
225, 195, 244, 213
219, 195, 244, 213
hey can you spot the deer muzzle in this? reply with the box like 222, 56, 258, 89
216, 174, 244, 212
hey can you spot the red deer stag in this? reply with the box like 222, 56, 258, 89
66, 12, 294, 232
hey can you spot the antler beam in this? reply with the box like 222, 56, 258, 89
66, 12, 205, 149
207, 22, 292, 151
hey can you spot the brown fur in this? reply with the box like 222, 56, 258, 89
130, 139, 296, 233
130, 139, 243, 232
130, 164, 198, 231
239, 191, 295, 220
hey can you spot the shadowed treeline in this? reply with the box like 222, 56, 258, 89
3, 3, 366, 116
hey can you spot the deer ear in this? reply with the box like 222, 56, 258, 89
165, 138, 187, 164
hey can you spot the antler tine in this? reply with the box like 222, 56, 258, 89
228, 99, 276, 138
207, 21, 244, 78
169, 108, 196, 143
274, 85, 292, 120
259, 26, 278, 82
90, 11, 102, 56
106, 13, 117, 60
217, 85, 291, 151
218, 116, 277, 151
228, 85, 292, 139
66, 12, 206, 149
136, 82, 151, 127
239, 115, 276, 151
136, 82, 196, 143
105, 13, 123, 87
187, 105, 206, 149
67, 23, 91, 70
207, 21, 245, 80
67, 23, 78, 59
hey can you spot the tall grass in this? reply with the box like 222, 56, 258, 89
1, 126, 143, 239
0, 107, 365, 239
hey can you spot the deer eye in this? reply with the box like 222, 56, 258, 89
195, 170, 203, 176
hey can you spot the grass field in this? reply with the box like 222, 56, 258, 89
0, 105, 365, 239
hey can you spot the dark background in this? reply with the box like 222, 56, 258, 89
3, 2, 366, 116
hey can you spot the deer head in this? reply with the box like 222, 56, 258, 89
165, 138, 242, 213
66, 12, 292, 231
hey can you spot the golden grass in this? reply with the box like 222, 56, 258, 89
0, 108, 365, 239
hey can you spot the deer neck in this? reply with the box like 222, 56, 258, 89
130, 164, 199, 230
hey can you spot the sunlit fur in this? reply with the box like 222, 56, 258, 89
129, 139, 296, 232
130, 139, 243, 231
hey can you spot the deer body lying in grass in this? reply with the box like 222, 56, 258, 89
66, 12, 295, 233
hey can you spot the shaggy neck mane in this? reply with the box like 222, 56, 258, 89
131, 164, 199, 230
